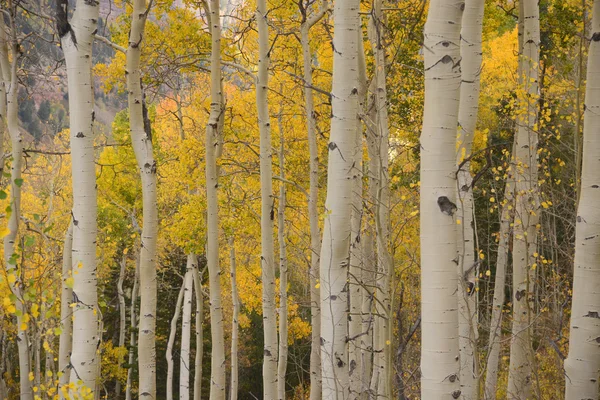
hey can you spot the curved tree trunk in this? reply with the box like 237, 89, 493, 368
507, 1, 540, 397
564, 2, 600, 398
420, 0, 463, 397
126, 1, 158, 397
298, 3, 328, 398
205, 0, 226, 398
456, 0, 484, 398
319, 0, 359, 397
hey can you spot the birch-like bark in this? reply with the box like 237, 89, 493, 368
125, 257, 139, 400
299, 3, 328, 398
367, 3, 393, 396
193, 266, 204, 400
205, 0, 226, 397
319, 1, 359, 397
277, 115, 288, 400
456, 0, 484, 398
420, 0, 463, 397
256, 0, 278, 397
0, 10, 32, 399
483, 146, 515, 399
348, 25, 366, 400
507, 1, 540, 397
126, 1, 158, 397
564, 2, 600, 398
167, 280, 186, 400
229, 238, 240, 400
180, 256, 195, 400
116, 256, 127, 398
58, 222, 74, 395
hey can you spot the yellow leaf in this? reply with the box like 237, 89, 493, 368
65, 277, 74, 289
0, 227, 10, 238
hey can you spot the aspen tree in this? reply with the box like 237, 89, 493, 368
166, 281, 185, 400
507, 1, 539, 397
180, 256, 196, 400
564, 2, 600, 398
126, 1, 158, 396
456, 0, 484, 398
57, 0, 100, 394
126, 259, 139, 400
256, 0, 278, 396
420, 0, 463, 397
58, 223, 73, 397
299, 2, 328, 398
204, 0, 226, 397
319, 0, 359, 397
229, 239, 239, 400
193, 266, 204, 400
0, 9, 32, 398
116, 256, 127, 398
277, 114, 288, 400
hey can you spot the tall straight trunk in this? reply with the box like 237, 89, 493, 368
319, 1, 359, 397
277, 115, 288, 400
125, 258, 139, 400
58, 224, 73, 395
564, 2, 600, 398
456, 0, 484, 398
348, 25, 367, 400
483, 145, 515, 400
193, 266, 204, 400
59, 0, 100, 394
256, 0, 278, 397
420, 0, 463, 397
368, 2, 393, 397
229, 239, 239, 400
116, 256, 127, 398
0, 332, 7, 399
507, 1, 540, 397
180, 256, 195, 400
0, 10, 32, 400
126, 2, 158, 397
298, 3, 328, 398
205, 0, 226, 398
167, 280, 186, 400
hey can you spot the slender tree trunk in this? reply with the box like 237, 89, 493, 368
456, 0, 484, 398
0, 332, 7, 399
59, 0, 100, 394
0, 10, 32, 400
277, 115, 288, 400
58, 222, 74, 396
564, 2, 600, 398
205, 0, 226, 398
507, 1, 540, 397
348, 25, 366, 400
483, 146, 515, 399
167, 280, 186, 400
125, 257, 140, 400
229, 238, 240, 400
126, 2, 158, 397
319, 1, 359, 397
180, 256, 195, 400
298, 3, 328, 398
193, 266, 204, 400
255, 0, 278, 397
420, 0, 463, 397
116, 256, 127, 398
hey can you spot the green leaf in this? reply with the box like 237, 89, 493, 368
0, 191, 7, 200
24, 236, 34, 247
14, 178, 23, 187
14, 309, 22, 317
54, 327, 63, 336
33, 213, 39, 221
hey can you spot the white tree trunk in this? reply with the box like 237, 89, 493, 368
125, 256, 140, 400
60, 0, 100, 394
256, 0, 278, 397
116, 256, 127, 398
299, 3, 328, 398
507, 1, 540, 397
205, 0, 226, 398
126, 2, 158, 397
229, 238, 240, 400
277, 116, 288, 400
167, 280, 186, 400
180, 256, 195, 400
193, 266, 204, 400
319, 1, 359, 397
564, 2, 600, 398
456, 0, 484, 398
0, 11, 32, 400
420, 0, 463, 398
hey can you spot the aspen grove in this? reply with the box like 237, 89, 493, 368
2, 0, 600, 399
